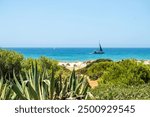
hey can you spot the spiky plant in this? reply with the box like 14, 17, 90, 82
0, 73, 16, 100
12, 61, 93, 100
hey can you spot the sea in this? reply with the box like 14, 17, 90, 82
4, 48, 150, 62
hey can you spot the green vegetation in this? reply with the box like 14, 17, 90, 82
0, 49, 150, 100
78, 59, 113, 80
22, 57, 71, 78
0, 49, 70, 81
0, 49, 92, 100
78, 59, 150, 100
12, 62, 92, 100
91, 83, 150, 100
0, 49, 23, 80
0, 77, 14, 100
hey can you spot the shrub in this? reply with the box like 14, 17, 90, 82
78, 59, 113, 80
0, 49, 24, 79
21, 56, 71, 78
91, 83, 150, 100
86, 62, 114, 80
99, 59, 150, 86
86, 59, 112, 68
79, 59, 150, 85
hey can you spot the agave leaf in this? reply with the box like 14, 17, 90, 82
39, 76, 43, 100
43, 79, 50, 97
50, 67, 55, 100
10, 92, 17, 100
42, 81, 49, 100
1, 83, 8, 99
59, 74, 62, 92
28, 70, 33, 87
33, 61, 40, 96
5, 86, 12, 100
0, 75, 4, 91
31, 61, 34, 80
22, 80, 30, 99
19, 73, 24, 84
55, 79, 60, 96
13, 70, 23, 93
26, 82, 39, 100
75, 83, 82, 94
79, 77, 84, 83
12, 84, 27, 100
72, 75, 77, 91
68, 69, 75, 91
85, 92, 95, 100
60, 79, 68, 99
70, 91, 74, 98
43, 80, 50, 86
82, 84, 89, 96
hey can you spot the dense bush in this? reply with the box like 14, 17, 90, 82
0, 49, 24, 79
86, 59, 112, 68
84, 59, 150, 100
22, 57, 71, 78
22, 56, 58, 72
99, 59, 150, 86
86, 62, 114, 80
79, 59, 150, 85
78, 59, 113, 80
91, 83, 150, 100
0, 49, 71, 80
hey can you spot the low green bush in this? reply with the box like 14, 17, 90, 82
86, 59, 150, 100
0, 49, 71, 80
22, 56, 71, 78
99, 59, 150, 86
78, 59, 113, 80
0, 49, 24, 79
79, 59, 150, 85
91, 83, 150, 100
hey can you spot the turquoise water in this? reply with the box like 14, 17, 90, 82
5, 48, 150, 62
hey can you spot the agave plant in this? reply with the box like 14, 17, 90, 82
12, 61, 49, 100
57, 70, 92, 100
12, 61, 94, 100
0, 73, 16, 100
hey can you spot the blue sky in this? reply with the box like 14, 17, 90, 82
0, 0, 150, 47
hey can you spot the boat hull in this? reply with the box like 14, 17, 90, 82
93, 51, 104, 54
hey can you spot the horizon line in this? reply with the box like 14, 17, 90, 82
1, 47, 150, 48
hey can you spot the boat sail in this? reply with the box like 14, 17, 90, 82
93, 42, 104, 54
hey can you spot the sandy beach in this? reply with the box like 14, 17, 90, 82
59, 60, 150, 71
58, 60, 94, 70
143, 60, 150, 65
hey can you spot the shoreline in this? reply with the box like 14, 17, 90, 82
58, 60, 94, 70
58, 59, 150, 71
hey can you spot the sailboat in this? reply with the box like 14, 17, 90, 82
93, 42, 104, 54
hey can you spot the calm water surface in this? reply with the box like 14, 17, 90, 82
5, 48, 150, 62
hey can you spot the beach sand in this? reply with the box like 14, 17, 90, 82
58, 60, 94, 71
143, 60, 150, 65
59, 60, 150, 71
